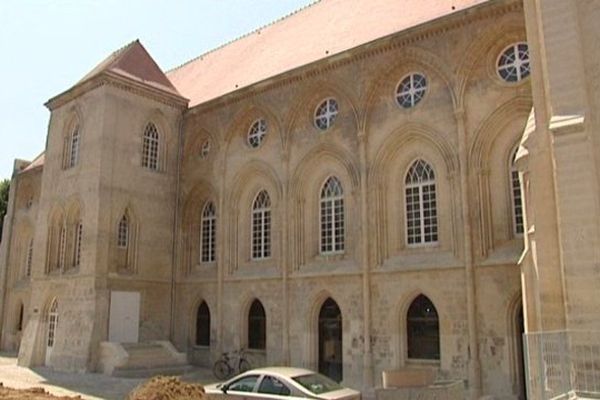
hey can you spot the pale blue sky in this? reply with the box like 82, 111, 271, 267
0, 0, 314, 180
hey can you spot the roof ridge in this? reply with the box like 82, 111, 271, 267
166, 0, 322, 74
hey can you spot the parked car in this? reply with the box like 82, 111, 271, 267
204, 367, 361, 400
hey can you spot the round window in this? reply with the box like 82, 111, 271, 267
247, 119, 267, 148
396, 73, 427, 109
314, 98, 339, 131
497, 42, 530, 83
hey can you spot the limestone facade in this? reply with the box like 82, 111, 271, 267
0, 0, 597, 399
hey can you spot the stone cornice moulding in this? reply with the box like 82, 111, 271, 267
186, 0, 522, 117
549, 114, 586, 137
45, 71, 189, 112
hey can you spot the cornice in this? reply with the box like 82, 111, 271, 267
45, 71, 189, 112
187, 0, 522, 117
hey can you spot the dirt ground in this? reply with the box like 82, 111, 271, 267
0, 376, 208, 400
0, 383, 83, 400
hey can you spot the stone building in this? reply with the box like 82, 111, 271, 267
0, 0, 598, 399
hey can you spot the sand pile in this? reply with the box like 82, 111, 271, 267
127, 376, 207, 400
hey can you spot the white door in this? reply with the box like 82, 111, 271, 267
45, 299, 58, 365
108, 291, 140, 343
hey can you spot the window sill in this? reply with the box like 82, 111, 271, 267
406, 358, 440, 367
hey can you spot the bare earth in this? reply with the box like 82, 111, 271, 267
0, 353, 216, 400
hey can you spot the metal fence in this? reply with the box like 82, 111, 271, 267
524, 330, 600, 399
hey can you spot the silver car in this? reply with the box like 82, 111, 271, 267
204, 367, 361, 400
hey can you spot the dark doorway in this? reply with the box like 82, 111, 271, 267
516, 306, 526, 400
318, 298, 342, 382
407, 294, 440, 360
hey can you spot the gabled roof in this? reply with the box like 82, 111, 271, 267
21, 152, 45, 173
167, 0, 491, 108
77, 40, 180, 97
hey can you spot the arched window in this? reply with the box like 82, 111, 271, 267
25, 238, 33, 278
405, 159, 438, 245
47, 299, 59, 348
67, 125, 80, 168
252, 190, 271, 260
117, 215, 129, 248
58, 225, 67, 270
73, 221, 83, 267
510, 148, 524, 235
200, 202, 216, 263
196, 301, 210, 346
248, 299, 266, 350
17, 303, 24, 331
407, 294, 440, 360
320, 176, 345, 254
142, 123, 160, 171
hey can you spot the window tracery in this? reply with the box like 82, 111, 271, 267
396, 73, 427, 108
314, 98, 339, 130
320, 176, 345, 254
497, 42, 530, 83
405, 159, 438, 245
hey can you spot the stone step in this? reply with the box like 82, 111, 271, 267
112, 364, 196, 379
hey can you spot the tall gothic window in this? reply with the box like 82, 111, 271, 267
405, 159, 438, 245
58, 225, 67, 270
248, 299, 266, 350
117, 215, 129, 249
407, 295, 440, 360
196, 301, 210, 346
320, 176, 345, 254
68, 125, 80, 168
200, 202, 216, 263
47, 299, 59, 348
73, 221, 83, 267
252, 190, 271, 260
510, 148, 524, 235
142, 122, 160, 171
25, 238, 33, 278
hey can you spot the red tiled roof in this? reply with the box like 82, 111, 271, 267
167, 0, 490, 107
21, 153, 45, 173
78, 40, 181, 97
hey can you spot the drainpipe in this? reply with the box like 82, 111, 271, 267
169, 113, 185, 343
456, 108, 482, 398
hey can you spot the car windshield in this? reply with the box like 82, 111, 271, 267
292, 373, 342, 394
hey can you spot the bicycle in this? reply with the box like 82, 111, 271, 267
213, 348, 252, 380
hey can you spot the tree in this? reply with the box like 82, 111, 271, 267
0, 179, 9, 242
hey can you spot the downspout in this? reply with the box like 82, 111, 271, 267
169, 112, 186, 342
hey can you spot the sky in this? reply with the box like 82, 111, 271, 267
0, 0, 315, 180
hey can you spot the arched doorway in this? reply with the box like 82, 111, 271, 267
45, 299, 58, 365
515, 306, 526, 399
196, 301, 210, 347
407, 294, 440, 360
318, 298, 342, 382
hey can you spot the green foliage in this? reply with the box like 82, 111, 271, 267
0, 179, 9, 241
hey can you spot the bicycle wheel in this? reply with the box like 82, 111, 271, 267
239, 358, 252, 373
213, 360, 231, 380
